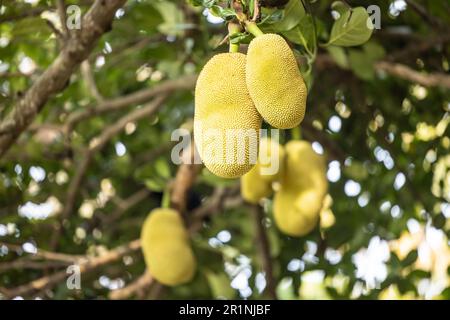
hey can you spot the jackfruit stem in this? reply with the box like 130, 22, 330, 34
228, 21, 241, 53
245, 21, 264, 37
229, 42, 239, 53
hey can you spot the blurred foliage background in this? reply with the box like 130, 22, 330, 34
0, 0, 449, 300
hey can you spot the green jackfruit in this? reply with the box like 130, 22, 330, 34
273, 188, 324, 237
241, 137, 285, 203
241, 165, 273, 204
246, 34, 307, 129
194, 53, 262, 178
273, 140, 328, 237
140, 208, 196, 286
282, 140, 328, 197
258, 137, 286, 182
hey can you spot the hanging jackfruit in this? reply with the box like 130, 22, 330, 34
241, 165, 273, 204
282, 140, 328, 197
140, 208, 196, 286
241, 137, 285, 203
257, 137, 286, 182
246, 34, 307, 129
273, 140, 328, 237
194, 53, 262, 178
273, 188, 324, 237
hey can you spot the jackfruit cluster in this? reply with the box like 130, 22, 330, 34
273, 141, 328, 237
194, 53, 262, 178
140, 208, 196, 286
241, 137, 285, 203
194, 33, 307, 179
240, 139, 328, 237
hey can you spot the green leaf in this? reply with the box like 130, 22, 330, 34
325, 7, 373, 47
363, 41, 386, 60
402, 250, 418, 266
229, 32, 252, 44
144, 178, 165, 192
259, 8, 283, 25
327, 45, 349, 69
210, 6, 236, 19
346, 40, 385, 79
204, 270, 235, 299
189, 0, 216, 8
432, 213, 446, 229
272, 0, 306, 32
348, 49, 375, 80
154, 158, 171, 179
282, 14, 315, 56
249, 0, 255, 18
153, 1, 186, 36
331, 1, 350, 15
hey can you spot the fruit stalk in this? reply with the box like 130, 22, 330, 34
245, 21, 264, 37
228, 21, 241, 53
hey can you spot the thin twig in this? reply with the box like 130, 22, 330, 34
376, 61, 450, 89
80, 60, 104, 102
170, 140, 202, 216
0, 239, 141, 299
109, 271, 153, 300
64, 75, 197, 132
99, 189, 151, 224
56, 0, 69, 38
252, 0, 260, 22
250, 204, 277, 299
0, 242, 83, 263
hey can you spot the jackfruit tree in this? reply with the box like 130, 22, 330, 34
0, 0, 449, 301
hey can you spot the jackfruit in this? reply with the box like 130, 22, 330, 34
246, 34, 307, 129
319, 194, 335, 229
241, 165, 273, 204
140, 208, 196, 286
194, 53, 262, 178
273, 188, 323, 237
258, 137, 286, 182
282, 140, 328, 197
273, 140, 328, 237
240, 137, 285, 203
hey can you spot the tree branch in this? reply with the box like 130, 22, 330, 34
64, 75, 197, 132
99, 188, 151, 224
109, 270, 153, 300
80, 60, 104, 102
375, 61, 450, 89
0, 239, 141, 299
250, 204, 277, 299
0, 242, 83, 263
61, 94, 168, 223
315, 54, 450, 90
0, 0, 128, 157
170, 141, 202, 215
56, 0, 69, 38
